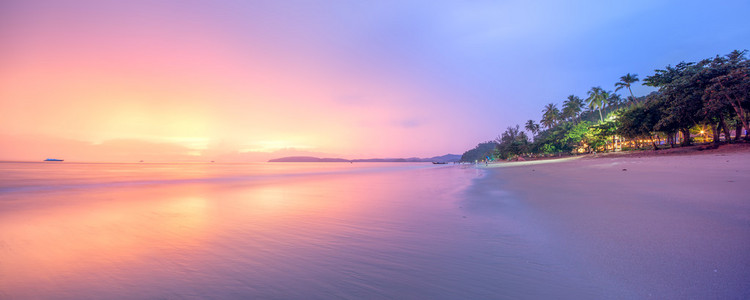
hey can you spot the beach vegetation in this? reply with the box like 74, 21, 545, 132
461, 141, 499, 162
615, 73, 639, 105
525, 120, 541, 140
541, 103, 560, 129
494, 125, 530, 160
562, 95, 585, 123
586, 87, 607, 122
461, 50, 749, 162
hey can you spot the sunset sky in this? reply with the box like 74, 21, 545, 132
2, 0, 749, 162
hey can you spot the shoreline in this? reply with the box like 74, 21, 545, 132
471, 145, 750, 298
477, 142, 750, 169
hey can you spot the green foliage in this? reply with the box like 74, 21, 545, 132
562, 95, 584, 122
642, 50, 749, 145
460, 50, 748, 159
460, 141, 498, 162
541, 103, 560, 129
495, 125, 530, 159
524, 120, 540, 138
617, 102, 661, 141
586, 87, 615, 122
562, 121, 594, 151
615, 73, 639, 103
530, 122, 579, 155
540, 143, 556, 154
701, 50, 750, 135
645, 62, 706, 141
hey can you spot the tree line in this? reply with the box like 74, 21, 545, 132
461, 50, 749, 162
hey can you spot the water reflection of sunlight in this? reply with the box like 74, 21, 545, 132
156, 196, 209, 232
245, 185, 291, 213
233, 179, 355, 219
0, 191, 210, 285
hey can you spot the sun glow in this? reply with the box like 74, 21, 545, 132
239, 140, 315, 153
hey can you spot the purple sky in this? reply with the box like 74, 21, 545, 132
1, 0, 749, 161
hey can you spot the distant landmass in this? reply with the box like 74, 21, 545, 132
268, 154, 461, 163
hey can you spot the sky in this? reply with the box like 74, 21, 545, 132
2, 0, 749, 162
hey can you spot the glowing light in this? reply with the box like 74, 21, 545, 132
239, 140, 314, 153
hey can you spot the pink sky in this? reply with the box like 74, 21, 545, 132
2, 1, 748, 162
0, 1, 475, 162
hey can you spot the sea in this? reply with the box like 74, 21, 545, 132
0, 161, 602, 299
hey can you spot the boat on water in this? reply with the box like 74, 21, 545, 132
432, 161, 447, 164
44, 158, 64, 162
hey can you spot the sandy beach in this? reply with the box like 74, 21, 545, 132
475, 147, 750, 298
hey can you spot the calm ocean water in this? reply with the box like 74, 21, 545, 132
0, 162, 601, 299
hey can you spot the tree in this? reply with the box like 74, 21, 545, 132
460, 142, 499, 162
541, 103, 560, 129
644, 52, 750, 146
562, 95, 584, 122
586, 87, 608, 122
525, 119, 540, 137
570, 95, 586, 120
643, 61, 712, 146
561, 121, 595, 153
702, 50, 750, 140
461, 50, 748, 158
608, 93, 623, 108
614, 73, 639, 104
617, 102, 662, 149
495, 125, 530, 159
600, 90, 611, 112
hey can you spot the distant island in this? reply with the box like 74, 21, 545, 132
268, 154, 461, 163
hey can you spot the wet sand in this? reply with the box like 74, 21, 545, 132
477, 150, 750, 298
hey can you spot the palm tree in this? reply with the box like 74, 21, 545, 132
525, 119, 540, 137
572, 95, 586, 120
614, 73, 639, 104
541, 103, 560, 129
608, 93, 623, 108
561, 103, 575, 122
586, 87, 607, 122
562, 95, 584, 122
540, 116, 554, 130
599, 90, 611, 120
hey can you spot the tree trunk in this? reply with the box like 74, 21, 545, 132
712, 123, 720, 146
728, 99, 749, 139
680, 128, 691, 146
719, 115, 731, 143
736, 124, 743, 141
716, 80, 749, 139
628, 87, 635, 105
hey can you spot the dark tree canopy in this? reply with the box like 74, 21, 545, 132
460, 50, 749, 160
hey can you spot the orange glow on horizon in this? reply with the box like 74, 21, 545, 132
0, 1, 476, 162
